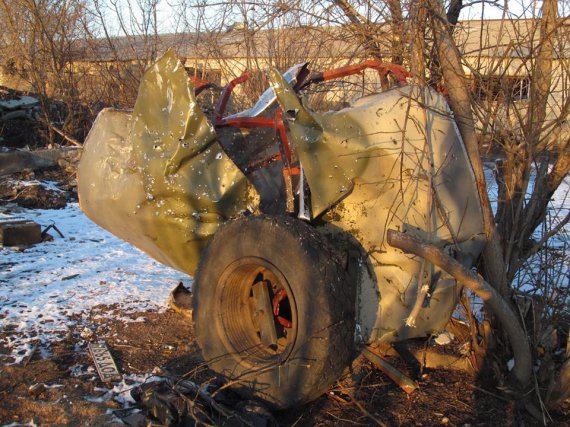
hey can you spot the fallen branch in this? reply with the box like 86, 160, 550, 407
386, 229, 531, 389
47, 123, 82, 147
466, 383, 511, 402
0, 147, 81, 176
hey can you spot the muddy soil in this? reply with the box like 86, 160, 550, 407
0, 307, 197, 426
1, 303, 568, 426
0, 168, 568, 426
0, 168, 77, 210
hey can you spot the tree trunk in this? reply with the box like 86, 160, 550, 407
497, 0, 560, 282
427, 0, 509, 294
387, 0, 404, 64
527, 0, 557, 143
446, 0, 463, 27
409, 0, 427, 82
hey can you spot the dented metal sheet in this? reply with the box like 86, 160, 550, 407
79, 52, 485, 345
78, 50, 248, 275
269, 71, 485, 342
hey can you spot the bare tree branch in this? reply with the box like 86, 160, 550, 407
387, 229, 531, 388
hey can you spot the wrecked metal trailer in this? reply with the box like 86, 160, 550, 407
78, 51, 485, 409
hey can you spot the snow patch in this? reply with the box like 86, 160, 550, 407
0, 203, 188, 363
433, 331, 455, 345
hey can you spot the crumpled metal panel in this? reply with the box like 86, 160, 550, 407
78, 51, 248, 275
270, 70, 485, 342
225, 62, 308, 119
79, 52, 485, 345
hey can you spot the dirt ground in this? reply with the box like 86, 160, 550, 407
1, 168, 569, 426
1, 303, 568, 427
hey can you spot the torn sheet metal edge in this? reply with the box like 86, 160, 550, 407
268, 70, 485, 343
225, 62, 308, 119
78, 50, 249, 276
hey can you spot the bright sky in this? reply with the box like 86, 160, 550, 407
459, 0, 545, 20
101, 1, 562, 36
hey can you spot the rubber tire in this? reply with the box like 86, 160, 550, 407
192, 214, 355, 409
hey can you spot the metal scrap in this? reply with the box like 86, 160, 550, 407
79, 51, 486, 345
363, 346, 418, 395
88, 342, 122, 383
78, 50, 248, 276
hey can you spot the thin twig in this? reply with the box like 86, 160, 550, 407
350, 395, 387, 427
526, 211, 570, 258
46, 123, 82, 147
326, 411, 366, 425
112, 344, 143, 350
466, 383, 510, 402
23, 340, 39, 368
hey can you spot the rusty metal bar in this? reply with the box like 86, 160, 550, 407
301, 60, 410, 90
363, 346, 418, 395
189, 75, 214, 96
214, 72, 251, 124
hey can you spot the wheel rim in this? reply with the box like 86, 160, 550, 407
216, 257, 298, 365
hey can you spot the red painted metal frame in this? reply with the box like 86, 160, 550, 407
219, 112, 294, 169
211, 61, 410, 212
214, 72, 251, 125
322, 60, 410, 85
214, 61, 409, 160
272, 289, 292, 328
189, 75, 214, 96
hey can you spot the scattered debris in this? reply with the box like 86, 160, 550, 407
0, 147, 81, 177
132, 379, 209, 426
129, 375, 276, 426
0, 215, 41, 247
168, 282, 193, 318
28, 383, 47, 398
0, 86, 92, 151
0, 95, 39, 117
159, 342, 178, 352
0, 168, 78, 212
80, 327, 94, 340
376, 337, 476, 374
0, 178, 68, 209
434, 331, 455, 346
88, 342, 122, 383
0, 301, 568, 425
